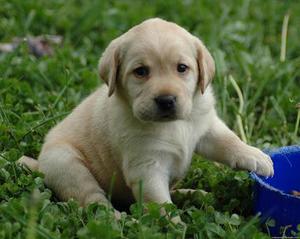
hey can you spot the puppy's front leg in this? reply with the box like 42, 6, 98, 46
196, 115, 274, 177
129, 169, 172, 204
123, 161, 184, 224
122, 154, 172, 203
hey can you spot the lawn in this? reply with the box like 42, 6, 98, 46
0, 0, 299, 238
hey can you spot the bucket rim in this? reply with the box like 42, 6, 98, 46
250, 145, 300, 200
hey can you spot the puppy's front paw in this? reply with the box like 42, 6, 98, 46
230, 145, 274, 177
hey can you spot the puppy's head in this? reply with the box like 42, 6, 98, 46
99, 18, 215, 122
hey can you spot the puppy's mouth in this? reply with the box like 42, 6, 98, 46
133, 97, 183, 122
136, 110, 178, 122
155, 109, 177, 121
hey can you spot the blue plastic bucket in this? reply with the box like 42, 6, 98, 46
251, 145, 300, 236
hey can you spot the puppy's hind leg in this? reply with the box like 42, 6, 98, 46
38, 143, 110, 207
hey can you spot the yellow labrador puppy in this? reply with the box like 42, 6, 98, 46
20, 18, 273, 210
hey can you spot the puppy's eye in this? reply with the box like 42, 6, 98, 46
177, 64, 188, 73
133, 66, 150, 78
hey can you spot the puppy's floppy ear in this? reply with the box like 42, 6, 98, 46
98, 39, 121, 97
193, 37, 215, 94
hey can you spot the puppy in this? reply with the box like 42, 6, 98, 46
19, 18, 273, 211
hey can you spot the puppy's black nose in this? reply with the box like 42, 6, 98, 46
154, 95, 177, 111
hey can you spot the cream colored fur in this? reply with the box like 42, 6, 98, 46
19, 18, 273, 211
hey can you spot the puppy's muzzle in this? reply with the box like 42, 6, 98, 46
154, 95, 177, 119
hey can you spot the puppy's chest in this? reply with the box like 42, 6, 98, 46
161, 124, 199, 180
119, 121, 200, 179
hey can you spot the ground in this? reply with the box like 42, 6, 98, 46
0, 0, 299, 238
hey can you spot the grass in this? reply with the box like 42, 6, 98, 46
0, 0, 299, 238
